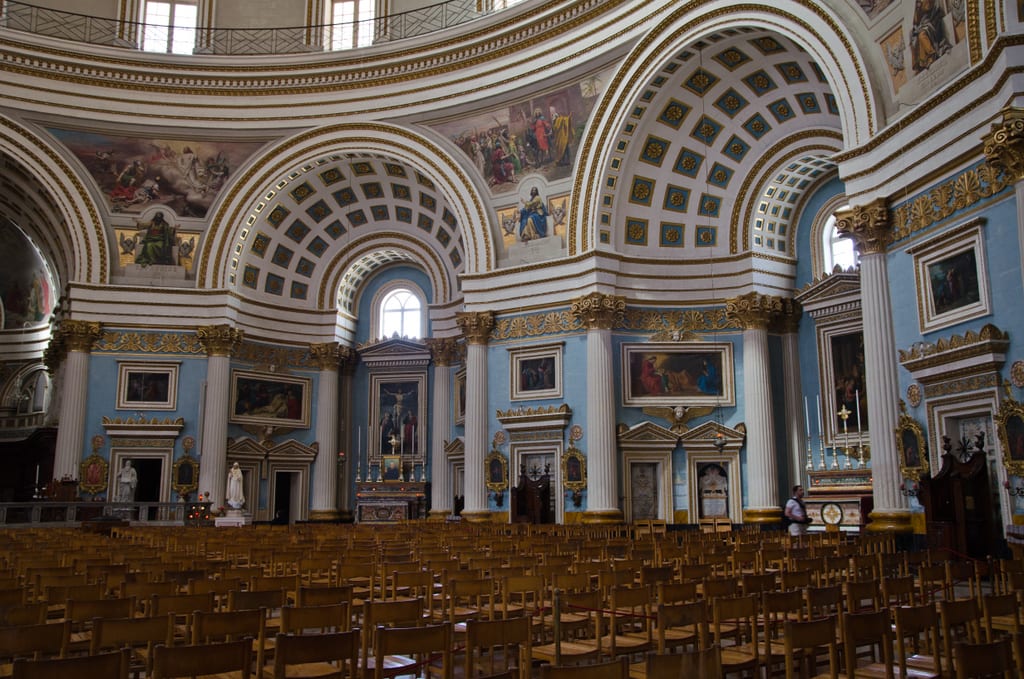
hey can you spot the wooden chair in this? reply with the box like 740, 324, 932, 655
11, 649, 129, 679
640, 646, 722, 678
89, 613, 175, 677
881, 575, 919, 608
296, 585, 354, 609
228, 589, 288, 637
893, 603, 942, 679
712, 594, 760, 677
783, 616, 840, 679
279, 603, 350, 634
150, 591, 217, 641
601, 585, 652, 659
539, 656, 628, 679
0, 604, 46, 627
533, 590, 602, 667
151, 638, 253, 679
982, 592, 1021, 641
64, 596, 135, 653
651, 600, 710, 654
191, 608, 267, 679
939, 598, 984, 676
0, 621, 70, 678
762, 589, 806, 675
845, 578, 881, 613
953, 637, 1015, 679
372, 621, 452, 679
266, 630, 359, 679
464, 616, 532, 679
842, 609, 894, 678
360, 598, 425, 678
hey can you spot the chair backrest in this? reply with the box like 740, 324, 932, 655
192, 607, 266, 645
893, 603, 942, 678
940, 598, 984, 673
296, 584, 354, 607
373, 622, 452, 679
280, 602, 350, 634
763, 589, 806, 657
272, 630, 359, 678
539, 656, 628, 679
151, 638, 253, 679
645, 646, 722, 676
11, 649, 129, 679
0, 603, 47, 627
954, 637, 1015, 679
982, 592, 1021, 641
65, 597, 135, 626
712, 594, 759, 648
361, 597, 425, 669
845, 578, 881, 613
0, 620, 70, 662
783, 616, 839, 679
842, 609, 894, 679
465, 616, 532, 679
655, 600, 710, 653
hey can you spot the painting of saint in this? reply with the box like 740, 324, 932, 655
830, 332, 867, 432
928, 248, 980, 316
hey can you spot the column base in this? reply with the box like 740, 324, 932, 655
865, 509, 914, 534
307, 509, 342, 522
582, 509, 624, 524
337, 509, 354, 523
459, 510, 495, 523
742, 508, 784, 524
428, 509, 452, 521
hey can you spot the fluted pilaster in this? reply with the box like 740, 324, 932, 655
197, 324, 243, 509
52, 320, 102, 480
571, 293, 625, 523
774, 300, 806, 487
455, 312, 493, 522
837, 204, 911, 533
425, 337, 461, 518
309, 342, 340, 521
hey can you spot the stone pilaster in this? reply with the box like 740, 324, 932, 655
727, 293, 783, 523
196, 324, 243, 509
836, 203, 911, 533
773, 300, 808, 488
51, 320, 102, 480
983, 108, 1024, 292
425, 337, 462, 519
309, 342, 341, 521
570, 293, 626, 523
336, 346, 356, 521
455, 312, 494, 522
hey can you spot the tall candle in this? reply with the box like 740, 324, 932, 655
817, 396, 824, 448
357, 427, 361, 465
804, 397, 811, 438
34, 465, 39, 485
855, 390, 863, 446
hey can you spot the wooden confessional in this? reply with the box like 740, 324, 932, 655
511, 463, 553, 524
919, 436, 996, 560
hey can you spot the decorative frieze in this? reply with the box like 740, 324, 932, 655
835, 199, 892, 255
725, 292, 784, 330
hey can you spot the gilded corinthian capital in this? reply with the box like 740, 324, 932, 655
725, 292, 785, 330
424, 337, 462, 366
309, 342, 341, 371
456, 312, 494, 345
197, 324, 243, 357
834, 198, 892, 255
60, 320, 103, 352
570, 292, 626, 330
983, 107, 1024, 182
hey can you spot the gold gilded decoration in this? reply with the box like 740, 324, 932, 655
834, 199, 891, 255
898, 324, 1009, 366
562, 446, 587, 494
309, 342, 341, 371
1011, 360, 1024, 388
725, 292, 785, 330
424, 337, 462, 366
495, 404, 572, 419
642, 404, 715, 435
994, 384, 1024, 476
236, 342, 317, 370
570, 292, 626, 330
923, 373, 1000, 398
891, 163, 1008, 241
456, 311, 495, 344
197, 324, 244, 357
621, 308, 735, 333
96, 331, 205, 355
78, 453, 108, 495
983, 108, 1024, 182
60, 320, 103, 353
906, 383, 922, 407
492, 311, 582, 341
772, 298, 803, 334
896, 402, 929, 481
865, 509, 914, 534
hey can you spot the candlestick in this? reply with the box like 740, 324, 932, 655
855, 390, 863, 448
34, 465, 39, 486
804, 397, 811, 439
817, 396, 825, 470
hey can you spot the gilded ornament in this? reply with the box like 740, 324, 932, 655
725, 292, 784, 330
197, 324, 243, 357
60, 320, 103, 353
570, 293, 625, 330
834, 199, 891, 255
456, 311, 495, 344
308, 342, 341, 371
906, 383, 922, 407
424, 337, 462, 365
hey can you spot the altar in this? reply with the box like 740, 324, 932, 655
355, 481, 429, 522
804, 468, 873, 532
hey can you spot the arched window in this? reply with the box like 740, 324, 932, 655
821, 210, 858, 274
142, 1, 197, 54
379, 287, 422, 339
329, 0, 375, 50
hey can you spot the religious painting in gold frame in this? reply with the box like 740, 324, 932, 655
79, 453, 109, 496
895, 408, 928, 481
994, 395, 1024, 477
172, 454, 199, 497
485, 449, 508, 493
561, 446, 586, 492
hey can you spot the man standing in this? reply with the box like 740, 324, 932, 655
784, 484, 809, 540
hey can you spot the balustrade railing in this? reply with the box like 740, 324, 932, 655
0, 0, 503, 55
0, 500, 212, 526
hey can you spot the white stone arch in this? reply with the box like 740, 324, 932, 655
0, 114, 109, 287
197, 122, 493, 296
571, 1, 880, 257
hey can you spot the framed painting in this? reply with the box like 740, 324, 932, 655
621, 342, 735, 407
910, 218, 990, 332
561, 446, 586, 490
116, 362, 179, 410
821, 327, 868, 444
370, 373, 426, 460
172, 454, 199, 497
485, 449, 508, 492
381, 454, 402, 481
896, 410, 928, 480
229, 370, 311, 428
995, 396, 1024, 476
509, 343, 563, 401
454, 368, 466, 425
79, 453, 109, 496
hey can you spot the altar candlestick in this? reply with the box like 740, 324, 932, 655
34, 465, 39, 486
817, 396, 825, 467
804, 397, 811, 439
855, 390, 863, 447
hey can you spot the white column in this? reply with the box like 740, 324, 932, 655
426, 338, 459, 518
456, 312, 493, 521
196, 325, 242, 509
779, 303, 808, 487
309, 343, 340, 520
836, 202, 910, 533
727, 293, 782, 523
571, 293, 625, 523
51, 321, 101, 481
860, 251, 907, 518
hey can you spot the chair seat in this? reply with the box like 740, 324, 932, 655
264, 660, 340, 678
533, 639, 600, 664
719, 642, 759, 672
